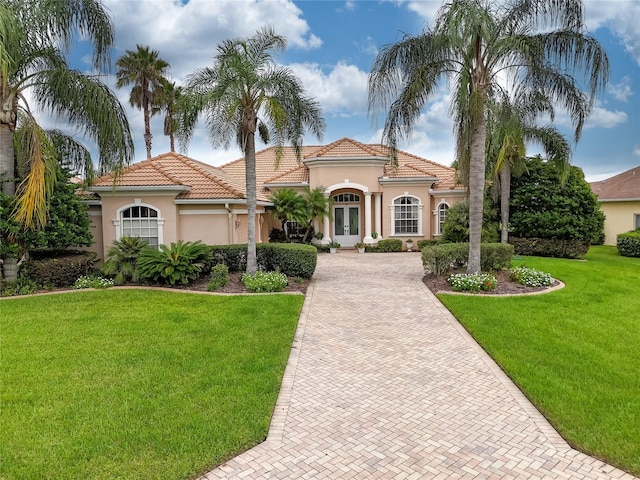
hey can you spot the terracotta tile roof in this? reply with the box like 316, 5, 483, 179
590, 166, 640, 201
222, 137, 462, 191
92, 152, 265, 201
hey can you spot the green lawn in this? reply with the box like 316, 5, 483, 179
1, 290, 304, 480
438, 246, 640, 476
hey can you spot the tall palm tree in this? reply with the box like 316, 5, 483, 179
159, 80, 182, 152
0, 0, 134, 230
179, 27, 325, 273
369, 0, 608, 273
115, 45, 169, 159
269, 188, 307, 242
486, 89, 571, 243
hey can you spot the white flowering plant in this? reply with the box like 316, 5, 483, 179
510, 266, 554, 287
73, 275, 115, 289
241, 271, 288, 293
448, 272, 497, 293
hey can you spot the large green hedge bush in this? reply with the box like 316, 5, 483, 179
365, 239, 402, 252
510, 237, 590, 259
617, 229, 640, 257
21, 250, 97, 287
210, 243, 317, 278
422, 242, 513, 277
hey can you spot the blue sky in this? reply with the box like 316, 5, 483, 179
59, 0, 640, 181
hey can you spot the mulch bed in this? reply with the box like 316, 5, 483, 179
168, 272, 311, 294
423, 269, 557, 295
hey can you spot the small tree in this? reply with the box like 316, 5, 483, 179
442, 199, 499, 244
269, 188, 306, 242
509, 157, 604, 242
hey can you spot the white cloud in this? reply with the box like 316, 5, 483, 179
608, 76, 633, 102
584, 104, 628, 129
634, 146, 640, 158
104, 0, 322, 81
344, 1, 356, 12
583, 0, 640, 65
289, 62, 369, 116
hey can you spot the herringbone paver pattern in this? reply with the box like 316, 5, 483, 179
200, 253, 636, 479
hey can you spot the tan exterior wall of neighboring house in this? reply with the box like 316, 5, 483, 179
599, 201, 640, 245
178, 206, 232, 245
86, 204, 104, 262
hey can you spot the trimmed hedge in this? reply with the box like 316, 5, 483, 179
257, 243, 317, 278
422, 243, 514, 277
509, 237, 590, 259
366, 239, 402, 253
22, 250, 97, 287
417, 239, 442, 250
617, 230, 640, 258
210, 243, 317, 278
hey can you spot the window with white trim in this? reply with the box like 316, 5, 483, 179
437, 202, 449, 235
635, 214, 640, 230
333, 193, 360, 203
393, 196, 419, 235
121, 205, 159, 247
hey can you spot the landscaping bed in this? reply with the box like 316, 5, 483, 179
423, 269, 558, 295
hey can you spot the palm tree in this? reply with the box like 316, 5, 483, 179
301, 186, 333, 242
115, 45, 169, 159
158, 80, 182, 152
487, 89, 571, 243
368, 0, 608, 273
0, 0, 134, 231
269, 188, 306, 242
179, 27, 325, 273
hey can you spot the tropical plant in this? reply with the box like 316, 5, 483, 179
159, 80, 182, 152
441, 199, 499, 244
301, 186, 333, 242
178, 27, 325, 273
208, 263, 229, 291
241, 270, 288, 293
101, 236, 149, 285
486, 89, 571, 243
137, 240, 211, 285
115, 45, 170, 159
269, 188, 306, 242
368, 0, 609, 273
0, 0, 134, 230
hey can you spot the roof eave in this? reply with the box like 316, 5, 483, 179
379, 176, 438, 184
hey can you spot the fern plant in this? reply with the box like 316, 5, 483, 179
101, 236, 149, 285
137, 240, 211, 285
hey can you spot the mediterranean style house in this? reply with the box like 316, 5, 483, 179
590, 165, 640, 245
85, 137, 466, 260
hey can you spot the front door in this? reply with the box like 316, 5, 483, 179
334, 206, 360, 247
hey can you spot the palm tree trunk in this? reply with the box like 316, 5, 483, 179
500, 162, 511, 244
143, 104, 152, 159
169, 132, 175, 152
245, 133, 258, 273
0, 122, 15, 196
467, 117, 486, 274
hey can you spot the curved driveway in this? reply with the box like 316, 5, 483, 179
201, 252, 636, 480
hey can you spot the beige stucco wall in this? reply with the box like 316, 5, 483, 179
599, 201, 640, 245
85, 204, 104, 262
308, 163, 384, 193
178, 206, 232, 245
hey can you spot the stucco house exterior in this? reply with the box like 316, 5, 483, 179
85, 137, 465, 261
590, 165, 640, 245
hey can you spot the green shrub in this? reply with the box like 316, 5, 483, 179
314, 244, 330, 253
1, 275, 38, 296
210, 245, 248, 272
138, 240, 211, 285
441, 199, 499, 243
366, 239, 402, 252
101, 236, 148, 285
417, 239, 442, 250
21, 250, 97, 287
257, 243, 317, 278
422, 243, 513, 276
510, 266, 554, 287
617, 230, 640, 258
241, 271, 288, 292
208, 263, 229, 291
210, 243, 317, 278
73, 275, 115, 289
510, 237, 589, 259
448, 273, 497, 293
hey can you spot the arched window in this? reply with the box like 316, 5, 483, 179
332, 193, 360, 203
392, 196, 421, 235
437, 202, 449, 235
119, 205, 160, 247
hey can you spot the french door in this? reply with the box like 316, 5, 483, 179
333, 206, 360, 247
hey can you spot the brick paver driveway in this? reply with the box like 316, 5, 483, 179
201, 252, 636, 479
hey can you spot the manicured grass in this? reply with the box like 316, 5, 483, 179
438, 246, 640, 476
1, 290, 304, 480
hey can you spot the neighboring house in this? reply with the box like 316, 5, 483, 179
85, 137, 465, 260
590, 165, 640, 245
